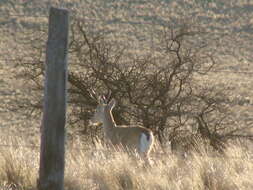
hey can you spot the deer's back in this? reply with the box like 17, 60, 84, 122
108, 125, 153, 151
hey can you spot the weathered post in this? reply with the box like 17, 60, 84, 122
37, 7, 69, 190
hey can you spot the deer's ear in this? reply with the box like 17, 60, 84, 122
98, 96, 104, 104
108, 98, 116, 109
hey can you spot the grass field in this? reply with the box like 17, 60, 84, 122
0, 0, 253, 189
0, 135, 252, 190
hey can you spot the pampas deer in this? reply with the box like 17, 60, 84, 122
90, 91, 154, 162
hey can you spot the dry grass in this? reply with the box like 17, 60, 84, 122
0, 1, 253, 189
0, 136, 38, 190
0, 135, 252, 190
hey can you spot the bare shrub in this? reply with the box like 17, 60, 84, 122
16, 16, 252, 152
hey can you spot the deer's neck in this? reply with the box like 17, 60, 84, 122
102, 110, 116, 134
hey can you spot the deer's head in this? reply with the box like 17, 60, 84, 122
90, 90, 116, 125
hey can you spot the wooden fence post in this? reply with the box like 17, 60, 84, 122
37, 7, 69, 190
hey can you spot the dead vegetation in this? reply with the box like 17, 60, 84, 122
0, 135, 252, 190
16, 18, 252, 153
1, 0, 253, 189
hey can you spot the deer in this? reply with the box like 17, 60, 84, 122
90, 90, 154, 162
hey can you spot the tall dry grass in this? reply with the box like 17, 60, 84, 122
0, 135, 252, 190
